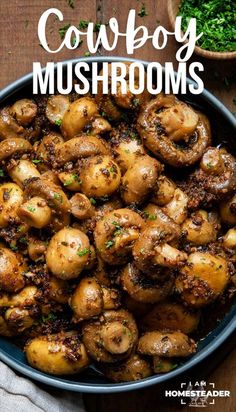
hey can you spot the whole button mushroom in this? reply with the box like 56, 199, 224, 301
26, 332, 90, 375
46, 227, 90, 280
61, 97, 99, 140
10, 99, 37, 126
137, 331, 197, 358
101, 353, 152, 382
0, 247, 25, 293
137, 94, 211, 167
175, 252, 229, 307
94, 208, 144, 265
121, 155, 162, 205
82, 310, 138, 363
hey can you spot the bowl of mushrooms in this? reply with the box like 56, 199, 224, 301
0, 57, 235, 393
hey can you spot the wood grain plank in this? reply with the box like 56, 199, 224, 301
0, 0, 97, 89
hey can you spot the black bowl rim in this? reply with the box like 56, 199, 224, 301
0, 56, 236, 394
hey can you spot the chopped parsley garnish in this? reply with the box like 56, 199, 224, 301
133, 98, 140, 107
27, 205, 36, 213
90, 197, 97, 205
94, 22, 102, 32
54, 119, 62, 126
0, 169, 4, 177
77, 247, 89, 256
105, 240, 115, 249
10, 243, 18, 251
67, 0, 75, 9
71, 37, 83, 48
78, 20, 90, 29
53, 193, 63, 203
41, 312, 57, 323
64, 174, 81, 186
109, 166, 116, 173
179, 0, 236, 52
148, 214, 157, 221
59, 24, 71, 39
19, 237, 28, 245
32, 159, 41, 164
138, 4, 148, 18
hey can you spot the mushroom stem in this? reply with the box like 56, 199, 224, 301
101, 321, 132, 354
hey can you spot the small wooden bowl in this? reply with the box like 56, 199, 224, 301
167, 0, 236, 60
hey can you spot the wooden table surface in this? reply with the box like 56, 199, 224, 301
0, 1, 235, 411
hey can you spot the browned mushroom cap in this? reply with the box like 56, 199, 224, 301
137, 331, 197, 357
123, 294, 152, 317
70, 277, 104, 321
175, 252, 229, 307
153, 356, 178, 373
133, 208, 187, 272
0, 138, 32, 161
46, 227, 90, 280
101, 353, 152, 382
25, 331, 90, 375
70, 193, 95, 220
82, 309, 138, 363
35, 133, 64, 171
45, 95, 70, 125
0, 107, 27, 140
151, 175, 176, 206
55, 135, 109, 166
95, 62, 151, 120
120, 263, 174, 304
220, 194, 236, 225
223, 228, 236, 251
10, 99, 37, 126
140, 300, 200, 334
94, 208, 144, 265
182, 210, 220, 245
61, 97, 99, 140
4, 307, 35, 334
197, 148, 236, 196
0, 247, 25, 292
23, 177, 71, 216
47, 277, 71, 304
121, 155, 162, 205
102, 286, 121, 310
137, 94, 211, 167
79, 155, 121, 198
110, 124, 146, 174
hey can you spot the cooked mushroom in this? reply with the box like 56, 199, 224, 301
120, 263, 174, 303
196, 147, 236, 196
133, 208, 187, 272
94, 208, 144, 265
140, 300, 200, 334
82, 310, 138, 363
0, 247, 25, 292
25, 332, 90, 375
121, 155, 162, 205
137, 94, 211, 167
182, 210, 220, 245
176, 252, 229, 307
101, 353, 152, 382
61, 97, 99, 140
10, 99, 37, 126
137, 331, 197, 357
46, 227, 90, 279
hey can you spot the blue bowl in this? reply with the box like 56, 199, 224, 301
0, 57, 236, 393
